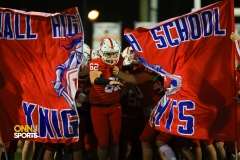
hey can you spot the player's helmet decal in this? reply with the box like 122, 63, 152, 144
99, 38, 121, 65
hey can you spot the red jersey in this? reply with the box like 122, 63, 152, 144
130, 64, 164, 107
89, 58, 122, 105
120, 89, 142, 117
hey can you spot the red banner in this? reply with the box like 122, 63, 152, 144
0, 7, 84, 143
124, 0, 237, 141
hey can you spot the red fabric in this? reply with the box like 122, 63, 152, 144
124, 0, 237, 141
201, 139, 214, 146
139, 121, 159, 142
0, 7, 82, 143
84, 131, 98, 153
90, 103, 122, 148
89, 58, 122, 105
140, 121, 173, 143
155, 132, 173, 143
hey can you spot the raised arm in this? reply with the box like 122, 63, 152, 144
230, 32, 240, 57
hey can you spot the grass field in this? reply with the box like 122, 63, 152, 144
15, 152, 22, 160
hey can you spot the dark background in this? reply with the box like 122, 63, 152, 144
0, 0, 239, 49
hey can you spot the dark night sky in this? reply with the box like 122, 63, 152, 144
0, 0, 239, 48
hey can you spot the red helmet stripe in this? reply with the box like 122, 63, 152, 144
108, 38, 114, 49
127, 47, 130, 54
90, 49, 92, 58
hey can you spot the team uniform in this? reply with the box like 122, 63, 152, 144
127, 64, 170, 144
130, 64, 164, 107
89, 57, 122, 148
120, 81, 144, 146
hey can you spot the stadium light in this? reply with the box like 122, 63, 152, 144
88, 10, 99, 21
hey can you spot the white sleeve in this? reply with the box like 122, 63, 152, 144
235, 40, 240, 57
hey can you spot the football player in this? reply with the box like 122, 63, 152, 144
119, 46, 145, 160
113, 46, 176, 160
71, 43, 98, 160
88, 38, 123, 160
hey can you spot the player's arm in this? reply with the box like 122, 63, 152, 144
115, 71, 137, 84
230, 32, 240, 57
134, 72, 154, 84
88, 60, 107, 85
89, 70, 104, 84
113, 66, 153, 84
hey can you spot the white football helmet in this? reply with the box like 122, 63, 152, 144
90, 49, 101, 59
99, 38, 121, 65
82, 43, 91, 63
78, 43, 91, 81
122, 46, 139, 66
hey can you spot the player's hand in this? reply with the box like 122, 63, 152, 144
75, 93, 86, 107
112, 66, 119, 76
153, 82, 165, 93
230, 32, 239, 41
109, 81, 124, 90
76, 93, 86, 103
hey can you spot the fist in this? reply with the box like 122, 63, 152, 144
75, 93, 86, 107
112, 66, 119, 76
230, 32, 239, 41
